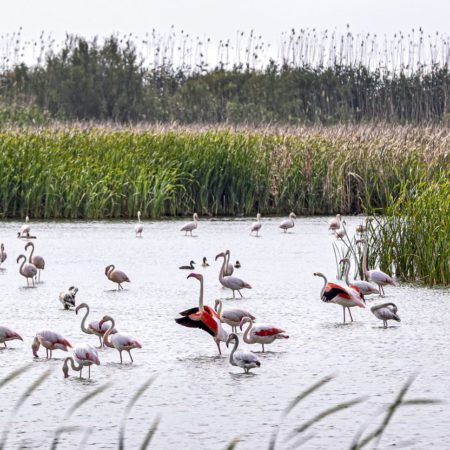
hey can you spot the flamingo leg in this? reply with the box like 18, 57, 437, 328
38, 270, 41, 283
238, 290, 243, 298
128, 350, 133, 362
384, 321, 387, 328
46, 348, 48, 358
343, 307, 346, 323
88, 366, 91, 378
232, 290, 236, 299
98, 335, 103, 348
4, 342, 7, 348
348, 308, 354, 322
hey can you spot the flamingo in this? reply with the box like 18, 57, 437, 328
215, 251, 252, 298
75, 302, 118, 347
32, 330, 72, 358
105, 264, 130, 290
334, 221, 347, 239
99, 315, 142, 363
180, 213, 199, 236
250, 213, 262, 236
314, 272, 365, 323
226, 333, 261, 373
328, 214, 342, 231
234, 260, 241, 269
0, 326, 23, 348
357, 239, 396, 296
214, 299, 255, 332
240, 317, 289, 352
17, 254, 37, 287
340, 258, 379, 296
371, 303, 401, 328
0, 243, 7, 266
25, 242, 45, 282
20, 216, 30, 236
59, 286, 79, 310
279, 212, 296, 233
202, 257, 209, 267
62, 344, 100, 379
224, 250, 234, 276
175, 273, 228, 355
134, 211, 144, 237
179, 260, 196, 270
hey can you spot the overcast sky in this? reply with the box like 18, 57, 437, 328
1, 0, 448, 43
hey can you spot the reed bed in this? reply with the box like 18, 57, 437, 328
0, 124, 448, 220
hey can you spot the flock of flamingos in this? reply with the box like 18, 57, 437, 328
0, 212, 400, 378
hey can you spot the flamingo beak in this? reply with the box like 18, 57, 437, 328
187, 273, 197, 279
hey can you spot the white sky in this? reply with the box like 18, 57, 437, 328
0, 0, 448, 42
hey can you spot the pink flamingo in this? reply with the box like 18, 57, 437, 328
32, 330, 72, 358
134, 211, 143, 237
340, 258, 379, 296
17, 254, 37, 287
25, 242, 45, 282
180, 213, 199, 236
328, 214, 342, 231
20, 216, 30, 236
215, 251, 252, 298
214, 299, 255, 332
250, 213, 262, 236
105, 264, 130, 290
62, 344, 100, 379
279, 212, 296, 232
240, 317, 289, 352
0, 326, 23, 348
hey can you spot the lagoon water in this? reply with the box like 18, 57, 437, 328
0, 217, 449, 449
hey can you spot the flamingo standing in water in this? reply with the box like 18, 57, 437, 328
314, 272, 365, 323
17, 254, 37, 287
250, 213, 262, 236
20, 216, 30, 236
99, 315, 142, 363
25, 242, 45, 282
105, 264, 130, 290
180, 213, 199, 236
32, 330, 72, 358
226, 333, 261, 373
279, 212, 296, 232
59, 286, 79, 310
175, 273, 228, 355
0, 243, 6, 267
334, 221, 347, 239
214, 299, 255, 332
215, 251, 252, 298
371, 303, 401, 328
62, 344, 100, 379
134, 211, 144, 237
328, 214, 342, 231
240, 317, 289, 352
0, 326, 23, 348
357, 239, 396, 296
76, 303, 118, 347
340, 258, 379, 296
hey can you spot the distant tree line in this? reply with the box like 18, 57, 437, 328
0, 35, 449, 124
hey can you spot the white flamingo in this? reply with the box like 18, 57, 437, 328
17, 254, 37, 287
371, 303, 401, 328
224, 249, 234, 276
0, 326, 23, 348
215, 251, 252, 298
105, 264, 130, 290
25, 242, 45, 282
226, 333, 261, 373
134, 211, 143, 237
340, 258, 379, 296
328, 214, 341, 231
357, 239, 396, 296
214, 299, 256, 332
59, 286, 79, 309
20, 216, 30, 236
0, 243, 7, 266
180, 213, 199, 236
99, 315, 142, 363
32, 330, 72, 358
279, 212, 296, 233
75, 303, 118, 347
250, 213, 262, 236
62, 344, 100, 379
240, 317, 289, 352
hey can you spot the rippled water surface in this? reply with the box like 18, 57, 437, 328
0, 217, 449, 449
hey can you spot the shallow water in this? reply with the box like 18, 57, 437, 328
0, 217, 448, 450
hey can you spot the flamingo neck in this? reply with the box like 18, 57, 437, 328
103, 318, 115, 347
19, 256, 26, 275
108, 265, 115, 278
27, 243, 35, 262
218, 255, 226, 283
216, 300, 222, 318
229, 337, 238, 367
64, 357, 82, 373
361, 242, 369, 279
317, 273, 328, 298
198, 278, 204, 311
242, 320, 253, 344
79, 306, 91, 334
344, 261, 351, 286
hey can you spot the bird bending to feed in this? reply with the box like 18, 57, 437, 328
99, 315, 142, 364
17, 254, 37, 287
180, 213, 199, 236
226, 333, 260, 373
0, 326, 23, 348
76, 303, 118, 347
371, 303, 401, 328
215, 251, 252, 298
314, 272, 365, 323
62, 344, 100, 379
20, 215, 30, 236
134, 210, 143, 237
340, 258, 379, 296
32, 330, 72, 358
105, 264, 130, 290
59, 286, 79, 310
25, 242, 45, 282
250, 213, 262, 236
0, 243, 7, 266
357, 239, 396, 296
240, 317, 289, 352
175, 273, 228, 355
279, 212, 296, 232
202, 257, 209, 267
328, 214, 342, 231
214, 299, 255, 332
179, 260, 196, 270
